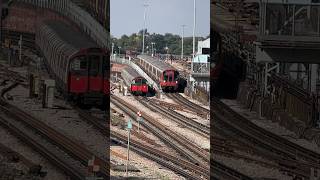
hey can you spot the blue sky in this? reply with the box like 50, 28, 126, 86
111, 0, 210, 38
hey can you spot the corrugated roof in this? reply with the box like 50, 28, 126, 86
43, 20, 97, 50
137, 55, 176, 72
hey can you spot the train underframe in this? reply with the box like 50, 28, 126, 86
68, 92, 108, 110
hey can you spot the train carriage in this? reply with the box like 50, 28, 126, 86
137, 55, 185, 92
35, 20, 109, 109
121, 66, 150, 96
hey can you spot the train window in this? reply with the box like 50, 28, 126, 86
71, 56, 87, 71
80, 60, 87, 69
89, 55, 100, 76
141, 79, 147, 84
103, 56, 109, 78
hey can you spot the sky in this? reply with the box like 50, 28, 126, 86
111, 0, 210, 38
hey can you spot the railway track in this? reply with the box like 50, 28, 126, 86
136, 96, 210, 138
212, 97, 320, 178
0, 82, 109, 179
166, 93, 209, 119
111, 95, 210, 168
77, 107, 209, 179
0, 142, 44, 176
110, 94, 257, 179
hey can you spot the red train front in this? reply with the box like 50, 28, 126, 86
36, 20, 109, 110
131, 77, 149, 95
68, 48, 109, 109
160, 69, 179, 92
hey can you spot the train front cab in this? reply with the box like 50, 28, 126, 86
131, 77, 148, 96
68, 48, 109, 110
160, 69, 179, 92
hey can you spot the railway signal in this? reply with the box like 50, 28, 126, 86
137, 111, 143, 132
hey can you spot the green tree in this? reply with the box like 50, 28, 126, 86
111, 30, 208, 55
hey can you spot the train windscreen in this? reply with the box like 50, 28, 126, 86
103, 55, 109, 78
70, 56, 87, 75
163, 70, 179, 82
88, 55, 101, 76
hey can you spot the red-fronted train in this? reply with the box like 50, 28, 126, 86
136, 55, 186, 92
121, 66, 155, 96
36, 20, 109, 110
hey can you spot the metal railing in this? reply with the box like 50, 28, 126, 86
111, 56, 160, 91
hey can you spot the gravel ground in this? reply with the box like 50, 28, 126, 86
0, 122, 68, 180
179, 93, 209, 110
114, 89, 210, 150
8, 84, 108, 160
110, 102, 180, 156
222, 99, 320, 154
214, 154, 293, 179
110, 146, 185, 180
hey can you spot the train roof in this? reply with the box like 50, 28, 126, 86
43, 20, 97, 50
122, 66, 142, 80
137, 55, 176, 72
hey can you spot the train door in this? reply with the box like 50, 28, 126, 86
102, 55, 109, 95
88, 55, 102, 91
165, 70, 174, 83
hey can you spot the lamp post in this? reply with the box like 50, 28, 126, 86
165, 46, 168, 60
151, 42, 155, 56
181, 25, 186, 60
142, 3, 149, 54
118, 47, 121, 57
192, 0, 196, 73
111, 43, 114, 60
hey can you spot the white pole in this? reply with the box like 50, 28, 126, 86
142, 3, 148, 54
181, 25, 186, 60
111, 43, 114, 60
126, 129, 131, 177
19, 35, 22, 62
192, 0, 196, 73
151, 42, 155, 56
118, 47, 121, 57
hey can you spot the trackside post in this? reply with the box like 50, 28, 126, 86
126, 119, 132, 177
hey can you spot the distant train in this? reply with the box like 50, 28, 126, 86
36, 20, 109, 110
136, 55, 186, 92
121, 66, 155, 96
125, 50, 138, 59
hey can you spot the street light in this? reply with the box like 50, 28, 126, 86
111, 43, 114, 59
151, 42, 155, 56
142, 2, 149, 54
118, 47, 121, 57
165, 46, 169, 60
192, 0, 196, 73
181, 25, 186, 60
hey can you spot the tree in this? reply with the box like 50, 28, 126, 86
111, 30, 208, 55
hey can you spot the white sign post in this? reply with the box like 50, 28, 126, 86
126, 119, 132, 177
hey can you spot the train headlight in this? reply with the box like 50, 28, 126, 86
175, 81, 178, 83
163, 80, 166, 83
